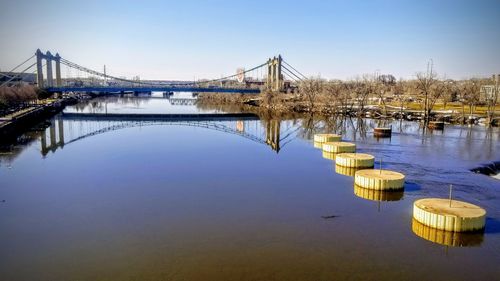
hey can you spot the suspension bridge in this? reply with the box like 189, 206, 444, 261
1, 49, 307, 94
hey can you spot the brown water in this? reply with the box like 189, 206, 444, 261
1, 95, 499, 280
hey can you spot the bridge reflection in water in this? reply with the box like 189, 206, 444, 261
38, 113, 298, 156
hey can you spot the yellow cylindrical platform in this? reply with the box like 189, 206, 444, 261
413, 198, 486, 232
322, 142, 356, 153
335, 165, 363, 177
354, 184, 403, 201
412, 219, 483, 247
314, 133, 341, 143
354, 169, 405, 190
335, 153, 374, 168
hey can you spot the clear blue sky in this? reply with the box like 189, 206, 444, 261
1, 0, 499, 80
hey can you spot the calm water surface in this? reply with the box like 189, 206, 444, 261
1, 95, 499, 281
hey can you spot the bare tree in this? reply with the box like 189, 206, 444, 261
415, 64, 438, 122
427, 80, 446, 117
391, 79, 407, 117
350, 76, 373, 117
460, 79, 482, 120
342, 81, 357, 114
374, 80, 390, 116
299, 78, 324, 111
485, 75, 499, 125
441, 80, 455, 110
0, 85, 37, 109
323, 81, 344, 113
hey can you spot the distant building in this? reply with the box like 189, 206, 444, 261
0, 72, 36, 85
480, 85, 499, 102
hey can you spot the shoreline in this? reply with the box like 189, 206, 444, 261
0, 97, 77, 143
197, 93, 499, 126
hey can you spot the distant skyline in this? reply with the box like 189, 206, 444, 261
1, 0, 499, 81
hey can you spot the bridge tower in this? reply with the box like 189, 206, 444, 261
54, 53, 62, 87
267, 55, 283, 92
36, 49, 44, 88
46, 51, 54, 87
35, 49, 62, 88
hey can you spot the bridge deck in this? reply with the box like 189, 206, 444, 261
47, 86, 261, 94
61, 112, 260, 122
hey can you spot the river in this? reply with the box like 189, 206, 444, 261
1, 93, 499, 280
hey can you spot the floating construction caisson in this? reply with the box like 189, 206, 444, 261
427, 121, 445, 130
313, 133, 341, 143
354, 169, 405, 190
374, 127, 392, 138
322, 142, 356, 153
413, 198, 486, 232
335, 153, 374, 168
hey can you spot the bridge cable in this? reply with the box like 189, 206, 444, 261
185, 62, 268, 86
281, 69, 299, 83
60, 58, 152, 86
282, 60, 307, 79
0, 62, 37, 88
60, 57, 268, 88
1, 54, 36, 76
281, 65, 303, 81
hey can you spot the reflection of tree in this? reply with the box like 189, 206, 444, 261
295, 115, 370, 142
296, 114, 319, 140
71, 95, 150, 113
0, 128, 46, 167
354, 118, 368, 140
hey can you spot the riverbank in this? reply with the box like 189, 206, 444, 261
0, 97, 77, 142
198, 92, 499, 126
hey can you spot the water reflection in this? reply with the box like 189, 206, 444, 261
67, 92, 204, 115
0, 127, 48, 167
335, 165, 364, 177
353, 184, 404, 201
322, 151, 337, 160
0, 114, 298, 163
313, 141, 323, 149
412, 219, 484, 247
1, 97, 500, 280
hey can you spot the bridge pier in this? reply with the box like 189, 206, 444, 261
55, 53, 62, 87
36, 49, 44, 88
46, 51, 54, 88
